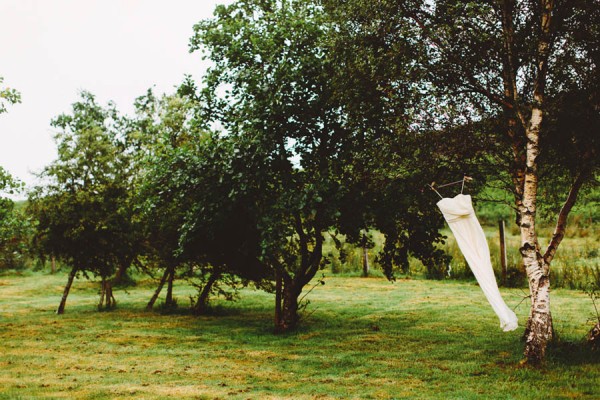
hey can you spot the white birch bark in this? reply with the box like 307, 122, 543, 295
520, 0, 555, 364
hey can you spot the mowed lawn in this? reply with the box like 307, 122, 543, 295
0, 272, 598, 399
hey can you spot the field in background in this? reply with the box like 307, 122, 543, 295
325, 195, 599, 290
0, 272, 598, 399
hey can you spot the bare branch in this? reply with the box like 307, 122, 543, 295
499, 0, 529, 128
543, 169, 590, 265
294, 212, 309, 267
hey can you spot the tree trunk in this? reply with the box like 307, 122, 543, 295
51, 256, 56, 274
56, 266, 77, 314
98, 277, 106, 309
107, 281, 116, 308
499, 220, 507, 286
113, 262, 127, 285
193, 273, 219, 315
274, 217, 324, 333
274, 267, 283, 333
523, 271, 553, 364
280, 276, 301, 331
146, 266, 171, 310
165, 265, 175, 307
516, 0, 554, 360
588, 321, 600, 351
98, 277, 116, 310
519, 103, 552, 363
107, 281, 115, 308
499, 0, 555, 365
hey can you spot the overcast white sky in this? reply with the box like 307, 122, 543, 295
0, 0, 232, 191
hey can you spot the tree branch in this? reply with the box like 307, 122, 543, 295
464, 82, 515, 110
543, 169, 590, 265
499, 0, 529, 128
532, 0, 556, 104
402, 4, 511, 110
294, 212, 309, 268
300, 230, 324, 288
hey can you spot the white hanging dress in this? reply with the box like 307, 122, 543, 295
437, 194, 518, 332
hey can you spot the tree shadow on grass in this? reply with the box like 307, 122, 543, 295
548, 339, 599, 366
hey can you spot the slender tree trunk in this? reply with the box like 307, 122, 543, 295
56, 266, 77, 314
107, 280, 116, 308
499, 220, 507, 286
274, 216, 324, 333
274, 267, 283, 333
165, 265, 175, 307
113, 263, 127, 285
499, 0, 556, 364
193, 273, 220, 315
588, 321, 600, 351
98, 277, 116, 310
98, 277, 106, 309
51, 256, 56, 274
146, 267, 171, 310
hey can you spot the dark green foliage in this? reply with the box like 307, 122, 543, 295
0, 202, 31, 270
132, 89, 263, 311
187, 0, 455, 330
0, 172, 30, 270
323, 0, 477, 279
0, 78, 27, 269
190, 0, 352, 328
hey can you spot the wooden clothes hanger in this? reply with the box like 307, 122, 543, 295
428, 175, 473, 199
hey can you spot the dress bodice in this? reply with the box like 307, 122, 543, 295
436, 194, 474, 222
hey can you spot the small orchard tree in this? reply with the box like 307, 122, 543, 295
190, 0, 349, 331
131, 87, 243, 313
130, 89, 190, 310
144, 126, 270, 312
29, 91, 138, 313
190, 0, 449, 331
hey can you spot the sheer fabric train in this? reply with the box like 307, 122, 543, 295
437, 194, 518, 332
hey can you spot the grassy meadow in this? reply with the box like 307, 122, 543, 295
1, 271, 598, 399
326, 216, 599, 290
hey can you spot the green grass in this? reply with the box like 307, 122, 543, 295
0, 272, 598, 399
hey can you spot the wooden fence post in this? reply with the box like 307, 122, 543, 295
499, 220, 507, 286
362, 244, 370, 277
